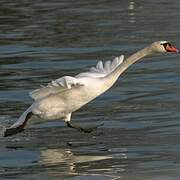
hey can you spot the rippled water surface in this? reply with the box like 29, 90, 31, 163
0, 0, 180, 179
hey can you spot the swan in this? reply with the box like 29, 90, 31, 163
2, 41, 179, 137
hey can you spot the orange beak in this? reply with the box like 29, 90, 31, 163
165, 44, 179, 52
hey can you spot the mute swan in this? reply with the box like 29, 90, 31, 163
2, 41, 179, 137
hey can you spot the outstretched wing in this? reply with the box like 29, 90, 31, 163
76, 55, 124, 78
30, 55, 124, 101
30, 76, 84, 100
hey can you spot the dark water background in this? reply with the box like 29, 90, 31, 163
0, 0, 180, 179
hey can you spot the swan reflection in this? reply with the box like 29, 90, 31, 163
40, 148, 112, 176
41, 148, 112, 164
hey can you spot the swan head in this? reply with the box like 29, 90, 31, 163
151, 41, 179, 53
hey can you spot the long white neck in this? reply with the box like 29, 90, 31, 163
104, 45, 154, 87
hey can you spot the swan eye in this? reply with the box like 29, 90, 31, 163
163, 42, 171, 48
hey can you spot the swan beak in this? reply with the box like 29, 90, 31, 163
166, 44, 179, 52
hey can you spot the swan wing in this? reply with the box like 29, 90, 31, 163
76, 55, 124, 78
30, 76, 84, 100
30, 55, 124, 100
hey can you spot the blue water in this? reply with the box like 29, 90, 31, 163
0, 0, 180, 179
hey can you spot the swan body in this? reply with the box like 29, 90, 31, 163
31, 55, 124, 120
3, 41, 178, 137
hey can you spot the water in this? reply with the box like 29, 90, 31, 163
0, 0, 180, 179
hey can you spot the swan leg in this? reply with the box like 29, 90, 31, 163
3, 112, 33, 137
66, 121, 104, 133
64, 114, 104, 133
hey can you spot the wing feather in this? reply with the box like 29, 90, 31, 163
76, 55, 124, 78
30, 76, 84, 100
30, 55, 124, 100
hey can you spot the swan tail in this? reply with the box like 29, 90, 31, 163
3, 106, 33, 137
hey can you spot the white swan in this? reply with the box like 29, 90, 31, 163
3, 41, 179, 137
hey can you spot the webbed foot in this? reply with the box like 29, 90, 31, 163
0, 125, 25, 137
66, 121, 104, 133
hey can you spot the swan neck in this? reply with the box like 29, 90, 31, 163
104, 46, 154, 87
123, 46, 152, 70
116, 46, 153, 76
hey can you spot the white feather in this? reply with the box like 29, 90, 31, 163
77, 55, 124, 78
30, 76, 83, 100
104, 60, 111, 72
96, 61, 104, 71
30, 55, 124, 100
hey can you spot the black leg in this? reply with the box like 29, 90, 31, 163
4, 112, 33, 137
66, 121, 104, 133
